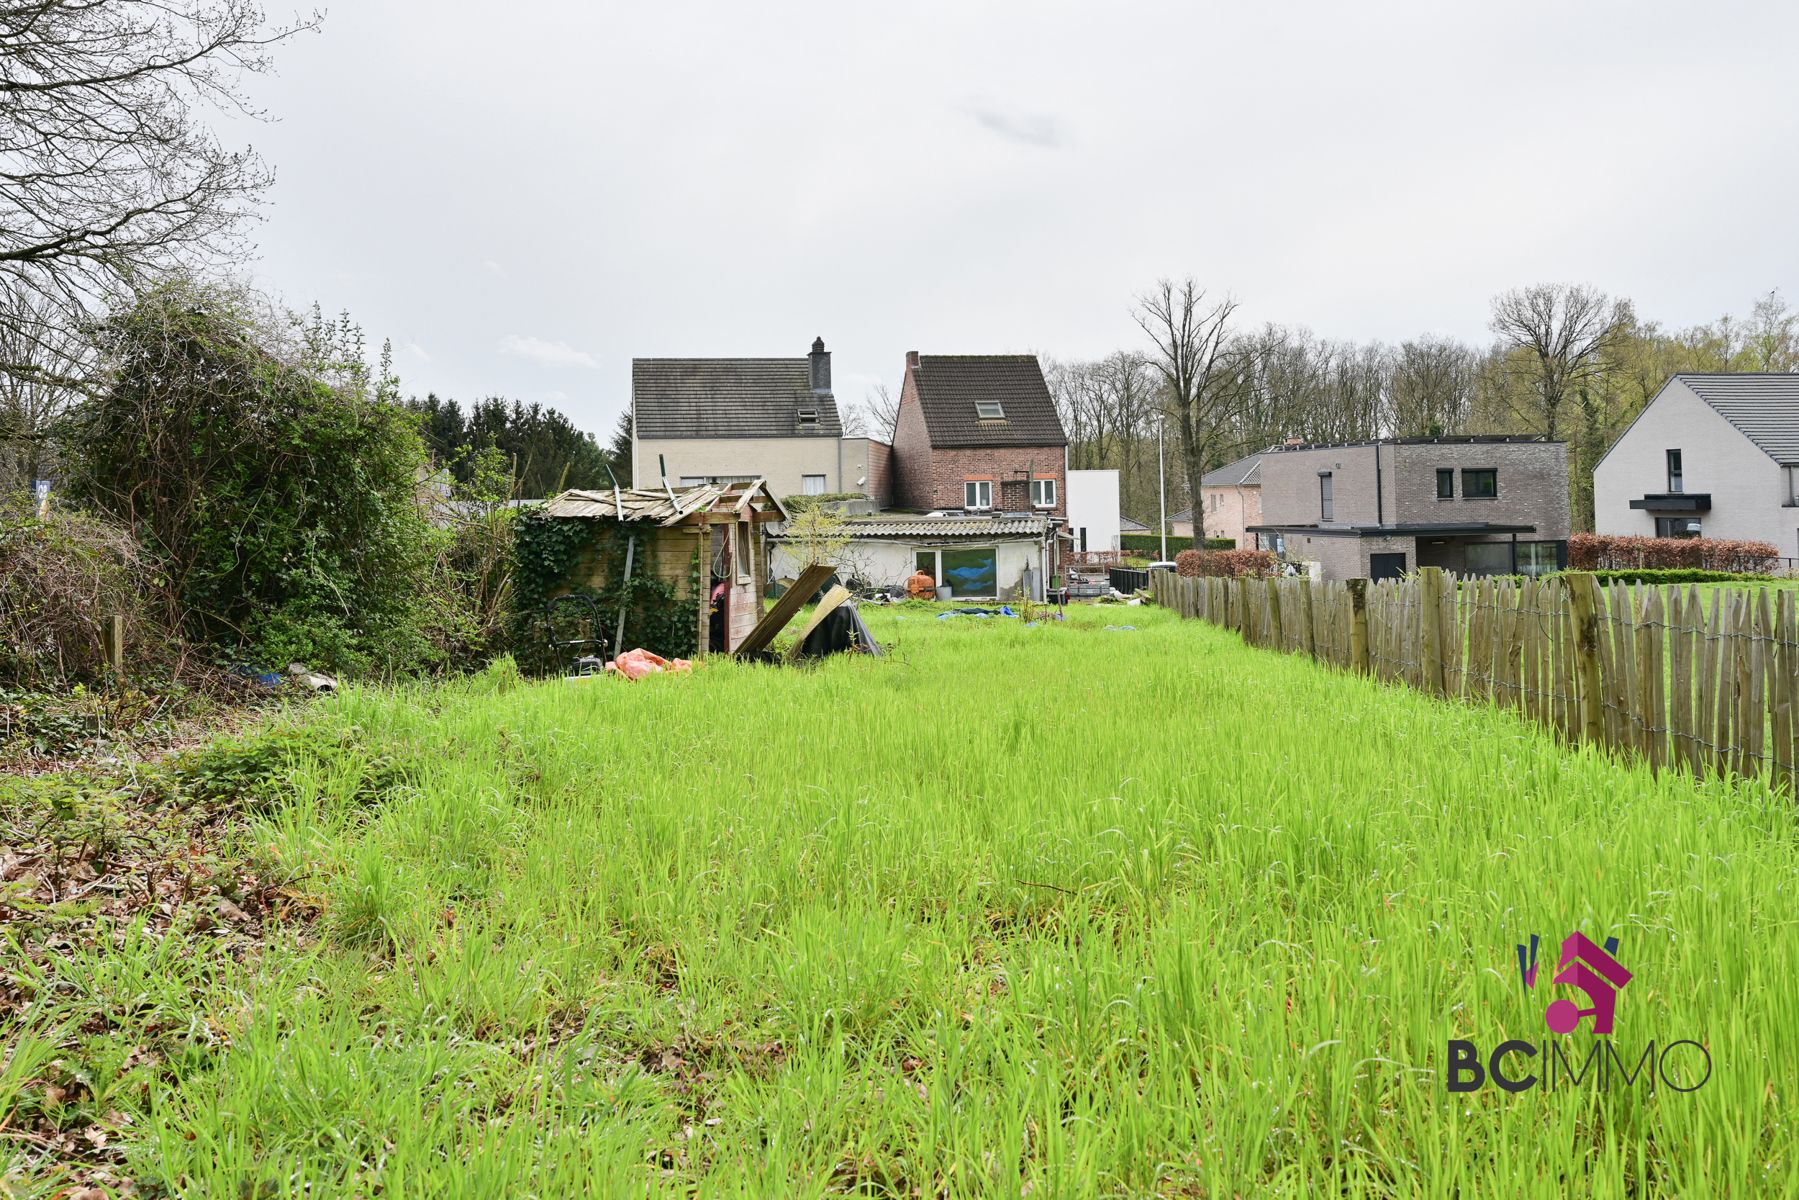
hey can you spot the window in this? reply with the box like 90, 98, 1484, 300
1462, 468, 1498, 499
679, 476, 707, 487
801, 474, 827, 495
1465, 542, 1511, 576
964, 480, 993, 510
913, 547, 999, 597
1319, 472, 1334, 522
735, 522, 753, 583
1656, 516, 1701, 539
1436, 469, 1455, 500
798, 408, 819, 427
1666, 449, 1683, 494
1786, 465, 1798, 506
1030, 478, 1056, 508
975, 401, 1005, 420
940, 547, 998, 596
1518, 541, 1562, 578
1209, 493, 1220, 512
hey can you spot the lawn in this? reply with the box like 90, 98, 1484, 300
4, 604, 1797, 1197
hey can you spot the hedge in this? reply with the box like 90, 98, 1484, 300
1568, 533, 1779, 574
1120, 533, 1234, 556
1552, 568, 1791, 586
1173, 548, 1278, 578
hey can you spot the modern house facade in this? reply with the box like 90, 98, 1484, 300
890, 352, 1068, 518
1593, 374, 1799, 556
1249, 436, 1569, 581
632, 338, 890, 503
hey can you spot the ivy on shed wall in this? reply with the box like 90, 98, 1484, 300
510, 511, 701, 671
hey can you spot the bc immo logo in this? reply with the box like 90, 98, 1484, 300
1447, 930, 1710, 1094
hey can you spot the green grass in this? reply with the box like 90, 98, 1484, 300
5, 605, 1798, 1197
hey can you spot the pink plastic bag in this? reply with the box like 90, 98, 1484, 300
605, 648, 694, 681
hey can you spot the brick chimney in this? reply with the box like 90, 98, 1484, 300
809, 336, 831, 394
906, 350, 919, 369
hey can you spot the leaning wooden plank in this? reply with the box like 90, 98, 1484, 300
784, 585, 853, 660
734, 562, 836, 657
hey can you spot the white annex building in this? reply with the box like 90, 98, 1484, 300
1593, 374, 1799, 558
1065, 469, 1122, 553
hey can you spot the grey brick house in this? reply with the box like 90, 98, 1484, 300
1247, 436, 1569, 581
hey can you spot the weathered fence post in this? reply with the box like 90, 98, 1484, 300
1265, 576, 1283, 652
1236, 576, 1252, 643
1299, 578, 1317, 662
101, 613, 124, 675
1565, 572, 1606, 748
1419, 567, 1446, 697
1347, 578, 1370, 675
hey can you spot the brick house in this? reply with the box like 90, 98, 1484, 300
891, 352, 1068, 517
1247, 436, 1569, 581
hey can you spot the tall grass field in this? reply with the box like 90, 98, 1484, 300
5, 605, 1797, 1196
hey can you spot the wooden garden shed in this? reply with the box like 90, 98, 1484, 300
538, 479, 786, 655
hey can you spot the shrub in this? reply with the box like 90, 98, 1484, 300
0, 495, 161, 687
1173, 548, 1278, 578
1567, 533, 1779, 574
66, 282, 446, 676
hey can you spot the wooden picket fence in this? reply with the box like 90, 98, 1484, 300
1152, 568, 1799, 796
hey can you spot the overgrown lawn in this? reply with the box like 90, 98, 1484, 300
4, 605, 1796, 1197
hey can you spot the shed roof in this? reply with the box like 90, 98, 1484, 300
540, 479, 785, 525
909, 355, 1067, 448
1676, 373, 1799, 465
633, 358, 842, 439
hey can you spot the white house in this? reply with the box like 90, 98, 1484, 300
770, 513, 1062, 601
1594, 374, 1799, 557
1065, 469, 1122, 553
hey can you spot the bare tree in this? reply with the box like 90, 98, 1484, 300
1388, 336, 1476, 436
841, 381, 899, 440
0, 299, 78, 488
1488, 284, 1632, 439
1135, 278, 1239, 542
0, 1, 321, 383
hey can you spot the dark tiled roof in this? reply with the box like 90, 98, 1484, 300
633, 358, 842, 439
1201, 452, 1264, 488
911, 355, 1067, 449
1676, 374, 1799, 465
1120, 515, 1149, 532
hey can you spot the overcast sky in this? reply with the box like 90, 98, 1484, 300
232, 0, 1799, 436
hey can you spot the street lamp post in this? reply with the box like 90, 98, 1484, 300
1157, 417, 1168, 563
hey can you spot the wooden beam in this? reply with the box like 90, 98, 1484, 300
734, 561, 835, 657
784, 585, 852, 660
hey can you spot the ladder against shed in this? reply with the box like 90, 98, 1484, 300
539, 479, 787, 655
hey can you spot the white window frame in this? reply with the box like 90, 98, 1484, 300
975, 401, 1005, 420
1030, 478, 1056, 509
914, 544, 1000, 598
735, 521, 754, 583
1786, 465, 1798, 506
801, 474, 827, 495
964, 480, 993, 510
